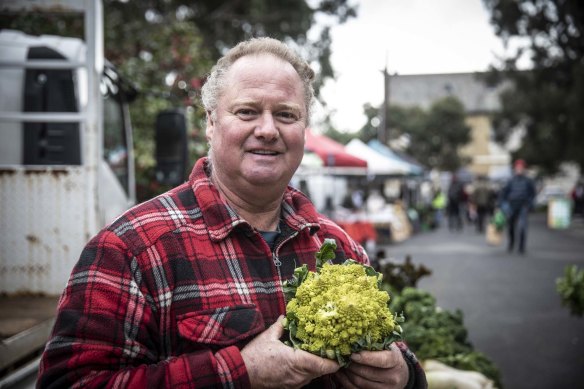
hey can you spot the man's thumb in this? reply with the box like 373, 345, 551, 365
267, 315, 285, 339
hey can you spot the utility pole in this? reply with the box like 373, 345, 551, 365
378, 52, 390, 144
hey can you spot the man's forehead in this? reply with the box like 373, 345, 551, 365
220, 54, 304, 99
226, 53, 297, 79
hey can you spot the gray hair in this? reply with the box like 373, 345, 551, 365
201, 37, 315, 125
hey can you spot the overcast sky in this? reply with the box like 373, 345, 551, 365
314, 0, 512, 132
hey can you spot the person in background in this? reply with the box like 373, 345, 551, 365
471, 175, 492, 233
431, 187, 446, 229
571, 178, 584, 219
447, 174, 465, 232
38, 37, 426, 388
499, 159, 536, 254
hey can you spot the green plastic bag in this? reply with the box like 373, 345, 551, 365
492, 210, 506, 231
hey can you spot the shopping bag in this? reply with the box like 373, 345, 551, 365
492, 209, 506, 230
486, 223, 502, 246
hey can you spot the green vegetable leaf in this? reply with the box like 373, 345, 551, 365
315, 238, 337, 269
335, 349, 348, 366
285, 320, 303, 349
556, 265, 584, 316
283, 264, 309, 302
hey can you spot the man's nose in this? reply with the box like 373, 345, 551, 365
254, 112, 279, 140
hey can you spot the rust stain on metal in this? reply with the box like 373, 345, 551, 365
0, 169, 17, 176
50, 169, 69, 177
25, 235, 39, 244
24, 169, 69, 177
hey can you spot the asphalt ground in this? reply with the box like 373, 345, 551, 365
383, 212, 584, 389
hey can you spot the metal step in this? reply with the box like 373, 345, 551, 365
0, 318, 55, 371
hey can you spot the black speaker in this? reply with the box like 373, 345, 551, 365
155, 109, 188, 186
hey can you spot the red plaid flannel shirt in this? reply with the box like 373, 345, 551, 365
38, 157, 426, 388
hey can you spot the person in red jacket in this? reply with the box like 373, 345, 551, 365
38, 37, 426, 388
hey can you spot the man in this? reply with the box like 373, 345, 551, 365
446, 174, 465, 232
430, 187, 446, 229
38, 38, 426, 388
499, 159, 536, 254
471, 175, 492, 233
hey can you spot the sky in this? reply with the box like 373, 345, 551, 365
315, 0, 512, 132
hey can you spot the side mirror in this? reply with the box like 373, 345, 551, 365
155, 109, 188, 186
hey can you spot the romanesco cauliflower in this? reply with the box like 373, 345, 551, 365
282, 238, 403, 366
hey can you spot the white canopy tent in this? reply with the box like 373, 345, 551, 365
345, 139, 411, 176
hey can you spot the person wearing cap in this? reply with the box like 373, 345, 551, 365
498, 159, 536, 253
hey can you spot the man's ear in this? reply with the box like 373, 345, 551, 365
205, 110, 214, 140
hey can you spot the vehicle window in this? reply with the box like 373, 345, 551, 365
103, 91, 129, 194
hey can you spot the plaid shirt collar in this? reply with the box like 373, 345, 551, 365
189, 157, 321, 242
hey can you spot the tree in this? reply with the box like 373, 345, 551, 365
357, 103, 382, 143
421, 97, 472, 172
482, 0, 584, 174
101, 0, 356, 99
359, 97, 471, 172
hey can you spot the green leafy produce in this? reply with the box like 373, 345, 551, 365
556, 265, 584, 317
282, 238, 404, 366
390, 287, 502, 388
377, 253, 432, 294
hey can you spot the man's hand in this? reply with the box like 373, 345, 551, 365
333, 346, 409, 389
241, 316, 340, 389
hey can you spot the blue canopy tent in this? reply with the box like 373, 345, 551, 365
367, 140, 425, 176
345, 139, 411, 176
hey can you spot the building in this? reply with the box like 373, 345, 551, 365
388, 72, 517, 180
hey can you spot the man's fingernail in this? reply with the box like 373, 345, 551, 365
351, 353, 361, 361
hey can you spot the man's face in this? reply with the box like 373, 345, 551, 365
514, 164, 525, 175
206, 53, 307, 190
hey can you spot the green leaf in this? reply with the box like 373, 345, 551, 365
335, 349, 350, 367
286, 320, 303, 349
283, 264, 309, 302
315, 238, 337, 269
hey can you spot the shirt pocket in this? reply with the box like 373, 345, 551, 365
176, 304, 265, 350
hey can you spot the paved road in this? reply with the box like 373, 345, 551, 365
383, 212, 584, 389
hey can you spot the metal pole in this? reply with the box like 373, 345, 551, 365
384, 67, 390, 144
85, 0, 104, 164
378, 52, 390, 144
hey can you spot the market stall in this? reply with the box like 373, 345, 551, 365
293, 130, 377, 245
344, 139, 415, 243
294, 129, 367, 210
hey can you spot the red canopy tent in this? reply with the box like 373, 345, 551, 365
304, 129, 367, 168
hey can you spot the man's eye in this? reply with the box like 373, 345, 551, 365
277, 111, 299, 122
236, 109, 257, 119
